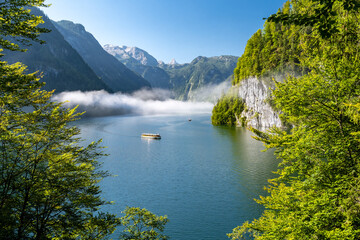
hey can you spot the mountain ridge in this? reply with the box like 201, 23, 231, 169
103, 44, 239, 100
2, 8, 112, 93
103, 44, 159, 67
4, 8, 239, 99
54, 20, 151, 93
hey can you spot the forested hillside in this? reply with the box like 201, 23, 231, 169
211, 1, 303, 127
229, 0, 360, 239
232, 1, 305, 85
165, 56, 238, 100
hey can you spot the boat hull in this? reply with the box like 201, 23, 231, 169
141, 134, 161, 139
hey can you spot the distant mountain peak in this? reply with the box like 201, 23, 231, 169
103, 44, 158, 67
169, 58, 178, 65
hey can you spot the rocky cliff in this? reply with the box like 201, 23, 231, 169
237, 77, 283, 128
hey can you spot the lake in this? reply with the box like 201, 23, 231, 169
76, 113, 279, 240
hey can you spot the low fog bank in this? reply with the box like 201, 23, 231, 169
52, 89, 214, 117
187, 81, 232, 103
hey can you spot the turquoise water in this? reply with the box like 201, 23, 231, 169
76, 114, 279, 240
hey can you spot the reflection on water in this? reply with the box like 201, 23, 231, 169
214, 127, 279, 211
76, 114, 279, 240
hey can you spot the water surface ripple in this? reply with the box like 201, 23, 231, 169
76, 114, 279, 240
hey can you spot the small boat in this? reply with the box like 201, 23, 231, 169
141, 133, 161, 139
188, 119, 192, 122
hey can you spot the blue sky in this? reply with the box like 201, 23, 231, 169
42, 0, 286, 64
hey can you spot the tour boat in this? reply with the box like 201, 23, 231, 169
141, 133, 161, 139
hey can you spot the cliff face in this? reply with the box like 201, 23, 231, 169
237, 78, 283, 128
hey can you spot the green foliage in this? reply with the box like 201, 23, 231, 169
212, 96, 244, 126
0, 0, 49, 52
0, 2, 118, 239
120, 207, 169, 240
229, 0, 360, 239
267, 0, 360, 38
233, 1, 304, 84
0, 60, 118, 239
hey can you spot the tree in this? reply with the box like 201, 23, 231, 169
212, 95, 244, 126
267, 0, 360, 38
232, 1, 304, 85
0, 0, 50, 53
229, 0, 360, 239
0, 1, 119, 239
0, 63, 120, 239
120, 207, 169, 240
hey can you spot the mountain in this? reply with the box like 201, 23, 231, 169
53, 21, 151, 93
163, 56, 239, 100
103, 44, 159, 67
104, 44, 171, 89
3, 8, 111, 93
104, 45, 238, 99
130, 64, 172, 89
169, 58, 179, 65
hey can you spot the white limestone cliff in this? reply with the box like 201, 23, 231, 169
237, 77, 283, 128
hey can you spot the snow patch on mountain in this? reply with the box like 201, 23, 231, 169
103, 44, 158, 67
169, 58, 178, 65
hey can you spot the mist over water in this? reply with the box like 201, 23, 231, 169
188, 81, 231, 102
52, 89, 214, 117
